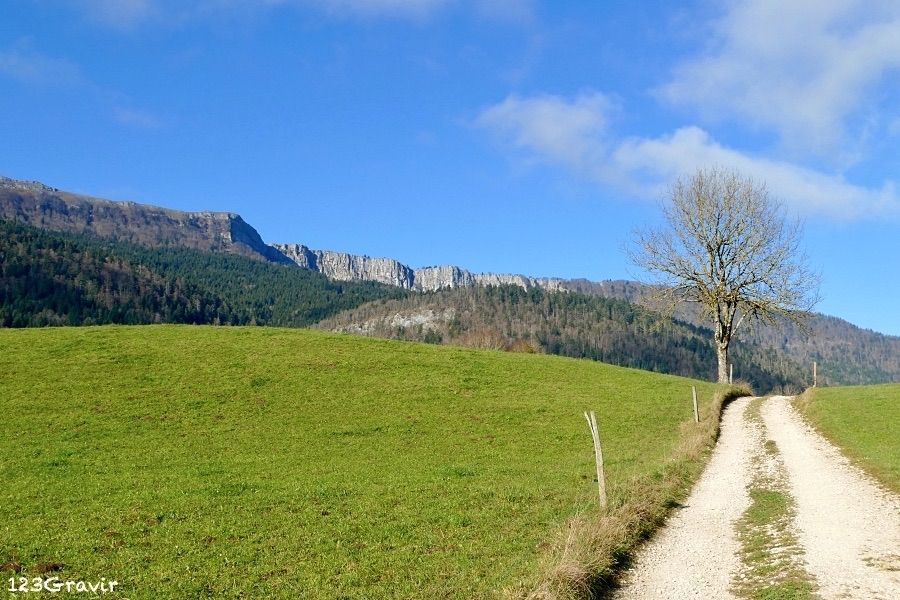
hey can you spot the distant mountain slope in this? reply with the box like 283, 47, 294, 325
317, 285, 810, 393
272, 243, 897, 382
0, 220, 233, 327
734, 313, 900, 386
270, 240, 897, 385
3, 175, 896, 386
0, 176, 291, 264
0, 221, 406, 328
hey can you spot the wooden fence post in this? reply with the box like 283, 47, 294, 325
692, 386, 699, 423
813, 361, 817, 387
729, 363, 733, 384
584, 411, 607, 509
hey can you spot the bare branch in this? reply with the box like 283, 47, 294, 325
629, 166, 821, 383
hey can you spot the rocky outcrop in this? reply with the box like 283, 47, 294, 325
330, 308, 455, 336
274, 240, 620, 297
0, 176, 293, 264
0, 175, 641, 300
275, 243, 319, 270
272, 243, 415, 288
274, 244, 570, 294
473, 273, 570, 292
413, 266, 477, 291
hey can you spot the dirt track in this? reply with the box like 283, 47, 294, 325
613, 396, 753, 599
762, 396, 900, 599
613, 395, 900, 599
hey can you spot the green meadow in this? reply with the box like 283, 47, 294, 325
795, 384, 900, 492
0, 326, 724, 598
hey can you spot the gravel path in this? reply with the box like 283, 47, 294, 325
613, 394, 900, 599
612, 396, 754, 599
761, 395, 900, 599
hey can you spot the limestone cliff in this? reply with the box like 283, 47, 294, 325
0, 176, 293, 264
273, 243, 415, 288
0, 175, 639, 300
413, 266, 476, 291
272, 240, 629, 298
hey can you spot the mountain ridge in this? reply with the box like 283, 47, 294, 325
2, 174, 898, 386
272, 242, 584, 293
0, 175, 642, 296
0, 176, 293, 265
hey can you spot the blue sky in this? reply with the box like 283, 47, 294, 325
2, 0, 899, 335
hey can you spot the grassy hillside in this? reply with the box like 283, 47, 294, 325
795, 384, 900, 492
0, 326, 732, 598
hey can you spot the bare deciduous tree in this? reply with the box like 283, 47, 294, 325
630, 167, 820, 383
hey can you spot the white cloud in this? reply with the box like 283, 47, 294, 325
0, 44, 82, 85
659, 0, 900, 159
476, 91, 900, 219
475, 91, 613, 174
612, 127, 898, 218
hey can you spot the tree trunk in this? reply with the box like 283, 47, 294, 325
716, 343, 729, 384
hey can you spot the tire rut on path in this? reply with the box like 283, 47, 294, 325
612, 396, 754, 599
761, 395, 900, 600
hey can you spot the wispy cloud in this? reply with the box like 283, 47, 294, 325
71, 0, 159, 30
472, 0, 535, 25
476, 91, 900, 219
659, 0, 900, 160
292, 0, 451, 19
476, 91, 614, 174
611, 127, 899, 219
112, 106, 163, 129
63, 0, 532, 27
0, 40, 165, 131
265, 0, 533, 21
0, 43, 82, 85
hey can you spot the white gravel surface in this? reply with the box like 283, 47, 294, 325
613, 394, 900, 599
613, 396, 754, 599
761, 395, 900, 600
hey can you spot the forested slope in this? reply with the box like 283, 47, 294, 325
317, 285, 809, 392
0, 220, 406, 327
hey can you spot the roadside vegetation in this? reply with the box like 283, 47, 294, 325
529, 382, 750, 599
0, 325, 733, 598
794, 384, 900, 492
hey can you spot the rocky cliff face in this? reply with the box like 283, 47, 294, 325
473, 273, 569, 292
275, 242, 562, 292
0, 175, 639, 299
0, 176, 293, 264
413, 265, 476, 290
274, 243, 415, 288
273, 240, 624, 296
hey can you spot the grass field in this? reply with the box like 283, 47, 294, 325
795, 384, 900, 492
0, 325, 727, 598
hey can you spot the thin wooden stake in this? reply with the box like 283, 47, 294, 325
813, 361, 817, 387
583, 410, 607, 509
729, 363, 733, 384
692, 386, 699, 423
